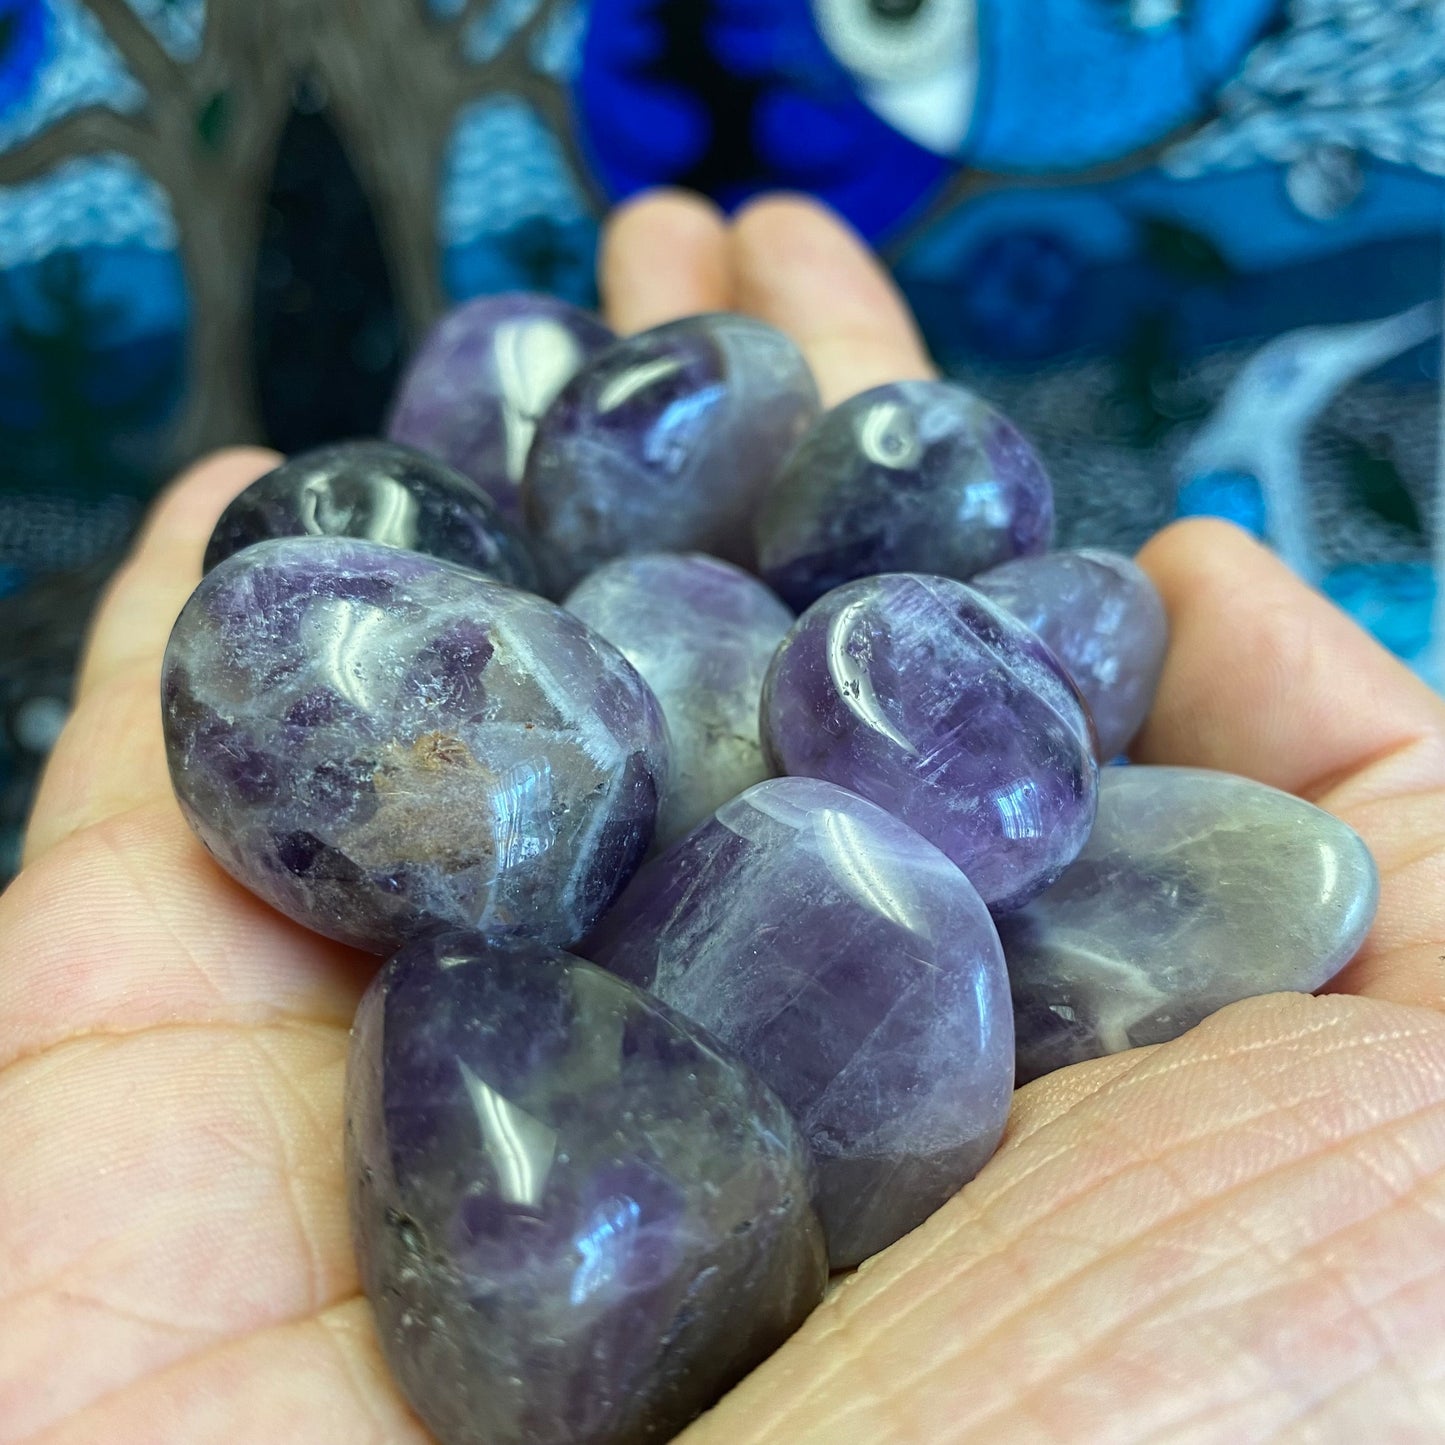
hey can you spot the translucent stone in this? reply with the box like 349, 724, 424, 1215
1002, 766, 1380, 1084
347, 931, 826, 1445
761, 573, 1098, 912
163, 537, 668, 953
522, 315, 820, 590
972, 548, 1168, 760
564, 555, 793, 848
754, 381, 1054, 612
203, 440, 540, 593
386, 293, 614, 519
586, 776, 1014, 1267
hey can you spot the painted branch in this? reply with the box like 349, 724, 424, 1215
509, 69, 607, 215
0, 106, 160, 183
160, 0, 295, 460
452, 0, 492, 37
84, 0, 189, 111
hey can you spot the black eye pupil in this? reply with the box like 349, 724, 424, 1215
868, 0, 926, 21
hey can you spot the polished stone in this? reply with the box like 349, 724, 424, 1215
1002, 766, 1380, 1084
347, 931, 826, 1445
386, 293, 614, 520
523, 315, 820, 590
203, 440, 540, 593
565, 555, 793, 847
761, 574, 1097, 911
754, 381, 1055, 611
972, 548, 1168, 759
586, 776, 1014, 1267
163, 537, 668, 953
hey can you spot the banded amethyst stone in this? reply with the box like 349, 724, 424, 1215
565, 555, 794, 847
972, 549, 1167, 760
1002, 767, 1380, 1084
761, 574, 1097, 911
523, 315, 820, 590
754, 381, 1055, 611
586, 777, 1014, 1267
386, 294, 614, 519
202, 440, 540, 593
347, 931, 826, 1445
163, 537, 668, 952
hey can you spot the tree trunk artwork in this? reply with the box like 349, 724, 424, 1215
0, 0, 578, 467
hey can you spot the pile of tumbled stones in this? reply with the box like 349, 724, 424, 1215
163, 294, 1379, 1445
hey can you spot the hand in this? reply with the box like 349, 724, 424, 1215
3, 192, 1443, 1443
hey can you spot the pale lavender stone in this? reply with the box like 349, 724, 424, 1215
754, 381, 1054, 612
586, 776, 1014, 1267
564, 555, 794, 848
203, 440, 540, 593
761, 574, 1097, 912
972, 549, 1168, 760
387, 293, 614, 520
523, 316, 820, 591
163, 537, 668, 953
1002, 767, 1380, 1084
347, 931, 826, 1445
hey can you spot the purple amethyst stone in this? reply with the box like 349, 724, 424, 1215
163, 537, 669, 952
347, 931, 826, 1445
202, 440, 540, 593
972, 549, 1167, 760
754, 381, 1054, 611
761, 574, 1097, 912
1002, 767, 1380, 1084
586, 776, 1014, 1267
386, 293, 614, 519
523, 315, 820, 590
564, 554, 794, 847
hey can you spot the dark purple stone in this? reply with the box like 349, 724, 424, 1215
760, 573, 1097, 912
586, 776, 1014, 1267
163, 537, 668, 952
386, 294, 614, 520
522, 315, 820, 590
971, 548, 1168, 760
202, 440, 540, 593
754, 381, 1054, 611
346, 931, 826, 1445
1002, 767, 1380, 1084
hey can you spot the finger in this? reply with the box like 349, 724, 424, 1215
729, 193, 936, 406
75, 447, 280, 703
24, 448, 278, 865
599, 188, 732, 334
1134, 518, 1445, 1012
4, 804, 367, 1074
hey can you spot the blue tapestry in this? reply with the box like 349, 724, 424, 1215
0, 0, 1441, 873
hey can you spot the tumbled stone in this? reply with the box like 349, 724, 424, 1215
347, 931, 826, 1445
761, 573, 1097, 912
163, 537, 668, 952
1002, 766, 1380, 1084
523, 315, 820, 590
386, 294, 614, 519
972, 548, 1168, 760
754, 381, 1054, 611
586, 776, 1014, 1267
203, 440, 541, 592
565, 555, 793, 847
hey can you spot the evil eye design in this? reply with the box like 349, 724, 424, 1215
810, 0, 978, 155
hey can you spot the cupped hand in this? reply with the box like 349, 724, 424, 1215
3, 193, 1444, 1444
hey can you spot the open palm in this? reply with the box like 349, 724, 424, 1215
4, 195, 1444, 1444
